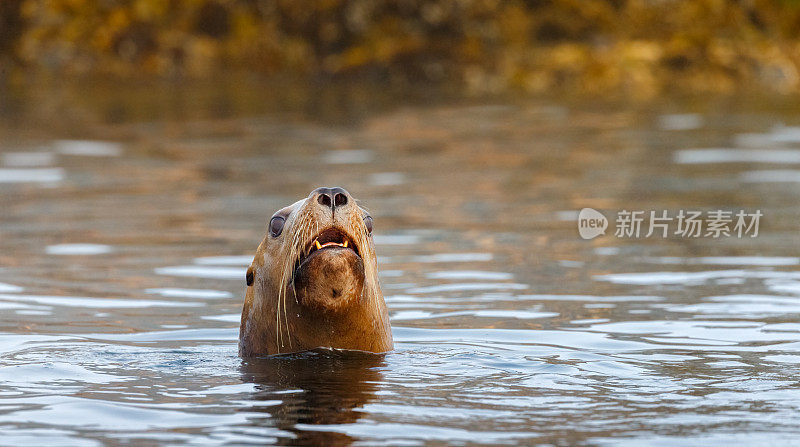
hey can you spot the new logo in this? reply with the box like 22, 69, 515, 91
578, 208, 608, 240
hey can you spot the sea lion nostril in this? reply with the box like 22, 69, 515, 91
334, 193, 347, 207
316, 187, 348, 209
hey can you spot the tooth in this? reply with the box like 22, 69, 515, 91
343, 240, 348, 248
315, 240, 322, 250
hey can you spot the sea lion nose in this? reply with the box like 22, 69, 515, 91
314, 187, 349, 210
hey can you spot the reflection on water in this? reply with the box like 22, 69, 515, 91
675, 148, 800, 164
241, 351, 385, 446
1, 82, 800, 444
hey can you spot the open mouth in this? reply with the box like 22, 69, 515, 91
294, 227, 360, 275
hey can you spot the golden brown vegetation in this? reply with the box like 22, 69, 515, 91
2, 0, 800, 95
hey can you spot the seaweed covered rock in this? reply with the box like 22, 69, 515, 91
2, 0, 800, 95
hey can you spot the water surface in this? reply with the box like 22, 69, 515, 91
1, 84, 800, 445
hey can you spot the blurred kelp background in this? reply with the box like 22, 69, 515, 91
1, 0, 800, 96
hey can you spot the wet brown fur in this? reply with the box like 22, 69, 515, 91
239, 189, 392, 356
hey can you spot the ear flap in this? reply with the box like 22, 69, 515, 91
246, 267, 254, 286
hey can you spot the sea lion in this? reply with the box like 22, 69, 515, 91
239, 187, 393, 356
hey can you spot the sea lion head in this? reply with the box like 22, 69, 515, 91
239, 187, 391, 356
272, 186, 375, 312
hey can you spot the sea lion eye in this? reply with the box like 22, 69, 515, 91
364, 215, 373, 234
269, 216, 285, 237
